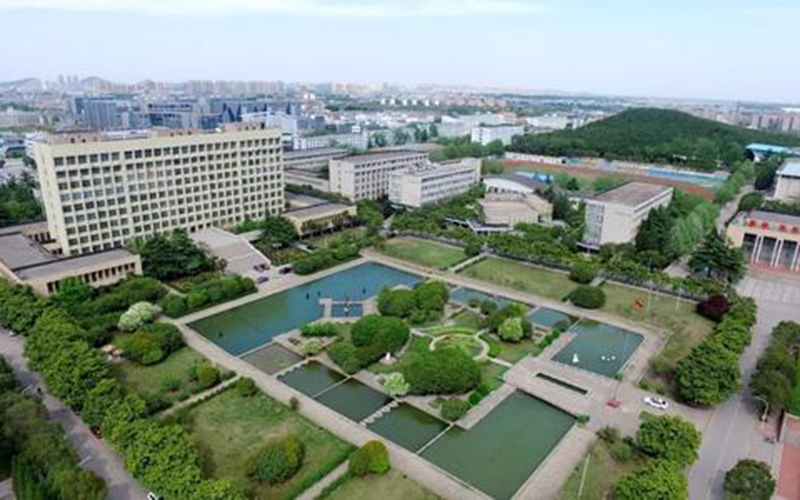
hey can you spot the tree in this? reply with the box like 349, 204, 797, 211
635, 206, 675, 259
569, 286, 606, 309
402, 347, 481, 395
614, 459, 688, 500
690, 231, 745, 284
246, 435, 304, 484
723, 459, 775, 500
498, 317, 525, 342
349, 441, 390, 477
393, 129, 410, 145
134, 230, 217, 281
261, 215, 299, 248
675, 340, 740, 405
372, 132, 387, 147
117, 302, 161, 332
377, 288, 416, 317
635, 415, 702, 467
382, 372, 410, 397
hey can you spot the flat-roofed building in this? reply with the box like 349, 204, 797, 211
774, 159, 800, 202
32, 122, 283, 256
479, 192, 553, 228
0, 231, 141, 295
329, 150, 427, 201
727, 210, 800, 272
388, 158, 481, 208
582, 182, 674, 247
293, 132, 368, 151
283, 202, 357, 236
283, 147, 349, 172
470, 123, 524, 146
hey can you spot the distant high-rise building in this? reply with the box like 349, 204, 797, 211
85, 100, 119, 130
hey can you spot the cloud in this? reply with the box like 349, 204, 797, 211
0, 0, 546, 17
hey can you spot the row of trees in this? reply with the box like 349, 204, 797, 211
428, 135, 505, 162
750, 321, 800, 416
376, 280, 449, 324
1, 355, 107, 499
0, 174, 42, 228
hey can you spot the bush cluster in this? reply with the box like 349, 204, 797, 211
293, 244, 360, 275
327, 315, 410, 374
696, 293, 730, 321
750, 321, 800, 416
246, 435, 305, 485
301, 322, 340, 337
349, 441, 390, 477
377, 280, 449, 324
117, 322, 184, 365
160, 275, 256, 318
569, 285, 606, 309
440, 398, 471, 421
569, 262, 597, 284
402, 347, 481, 395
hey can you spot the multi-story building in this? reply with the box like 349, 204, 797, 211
470, 123, 524, 146
33, 122, 283, 256
727, 210, 800, 273
582, 182, 674, 248
283, 147, 349, 172
388, 158, 480, 208
85, 100, 119, 130
329, 150, 427, 201
293, 132, 369, 151
774, 159, 800, 202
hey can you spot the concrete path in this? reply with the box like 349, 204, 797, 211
296, 462, 349, 500
0, 331, 148, 500
157, 375, 240, 417
0, 479, 12, 500
689, 273, 797, 500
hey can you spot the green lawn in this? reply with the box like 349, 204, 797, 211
481, 334, 542, 364
450, 310, 484, 330
306, 227, 367, 249
459, 258, 577, 301
480, 361, 509, 391
258, 245, 309, 266
435, 335, 483, 358
559, 439, 646, 500
379, 238, 467, 269
322, 470, 440, 500
599, 282, 714, 365
181, 389, 353, 499
112, 347, 209, 406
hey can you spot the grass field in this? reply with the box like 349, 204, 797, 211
182, 389, 353, 499
450, 309, 484, 330
322, 470, 440, 500
493, 338, 542, 364
459, 257, 576, 301
112, 347, 208, 406
380, 238, 467, 269
306, 227, 367, 249
559, 439, 646, 500
480, 361, 509, 391
599, 282, 714, 364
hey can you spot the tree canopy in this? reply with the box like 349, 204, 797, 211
635, 415, 702, 467
690, 230, 746, 284
133, 230, 218, 281
723, 459, 775, 500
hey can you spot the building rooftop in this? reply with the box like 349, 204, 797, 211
283, 147, 349, 160
397, 159, 479, 178
0, 233, 57, 270
0, 221, 49, 237
13, 248, 136, 280
593, 182, 673, 207
778, 159, 800, 178
285, 192, 330, 207
36, 122, 277, 146
340, 150, 426, 165
484, 174, 546, 191
284, 203, 353, 220
743, 210, 800, 226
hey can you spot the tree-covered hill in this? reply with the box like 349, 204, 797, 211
509, 108, 800, 170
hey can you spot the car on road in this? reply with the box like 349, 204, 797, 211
279, 266, 293, 275
644, 396, 669, 410
256, 276, 269, 284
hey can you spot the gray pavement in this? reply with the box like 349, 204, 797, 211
0, 331, 148, 500
689, 273, 800, 500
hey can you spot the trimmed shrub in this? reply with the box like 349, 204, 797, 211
381, 372, 410, 397
300, 322, 339, 337
327, 342, 361, 374
402, 347, 481, 395
349, 441, 390, 477
194, 364, 220, 390
236, 378, 258, 398
301, 339, 324, 357
569, 286, 606, 309
118, 323, 184, 366
159, 294, 188, 318
697, 294, 730, 321
246, 435, 305, 484
498, 316, 525, 343
441, 398, 471, 421
117, 302, 161, 332
570, 262, 597, 284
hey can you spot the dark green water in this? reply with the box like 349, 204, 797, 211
528, 307, 577, 329
367, 403, 449, 452
278, 361, 345, 396
241, 343, 303, 375
421, 391, 574, 500
189, 262, 420, 355
552, 320, 643, 377
316, 379, 393, 422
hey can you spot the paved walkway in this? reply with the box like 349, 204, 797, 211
296, 462, 349, 500
0, 331, 148, 500
778, 415, 800, 500
0, 479, 12, 500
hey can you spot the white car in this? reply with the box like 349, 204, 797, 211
147, 493, 160, 500
644, 396, 669, 410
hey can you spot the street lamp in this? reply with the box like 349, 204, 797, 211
753, 395, 770, 422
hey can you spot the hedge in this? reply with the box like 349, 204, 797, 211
349, 441, 390, 477
569, 285, 606, 309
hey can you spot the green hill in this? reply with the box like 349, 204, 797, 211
509, 108, 800, 170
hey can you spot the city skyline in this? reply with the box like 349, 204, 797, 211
1, 0, 799, 104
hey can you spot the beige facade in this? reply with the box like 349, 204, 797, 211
284, 203, 358, 236
774, 160, 800, 202
582, 182, 673, 247
34, 122, 283, 256
388, 158, 481, 208
479, 192, 553, 227
727, 210, 800, 272
329, 151, 427, 201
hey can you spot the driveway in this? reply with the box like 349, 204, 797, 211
688, 273, 800, 499
0, 331, 148, 500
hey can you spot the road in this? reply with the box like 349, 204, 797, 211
0, 330, 148, 500
688, 273, 800, 499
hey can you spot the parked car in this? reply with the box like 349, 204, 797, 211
644, 396, 669, 410
256, 276, 269, 284
279, 266, 293, 275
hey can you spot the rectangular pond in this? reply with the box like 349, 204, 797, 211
331, 302, 363, 318
278, 361, 345, 397
528, 307, 577, 330
551, 320, 644, 378
421, 391, 574, 500
241, 343, 303, 375
316, 378, 393, 422
367, 403, 449, 453
189, 262, 420, 355
450, 286, 511, 308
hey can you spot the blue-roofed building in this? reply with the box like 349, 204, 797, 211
746, 143, 800, 162
775, 159, 800, 202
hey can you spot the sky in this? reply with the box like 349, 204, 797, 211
0, 0, 798, 103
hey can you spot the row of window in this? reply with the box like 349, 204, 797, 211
45, 261, 139, 294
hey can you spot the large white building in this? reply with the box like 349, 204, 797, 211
329, 150, 427, 201
33, 122, 284, 256
582, 182, 674, 248
774, 159, 800, 202
388, 158, 481, 208
293, 132, 369, 151
471, 123, 524, 146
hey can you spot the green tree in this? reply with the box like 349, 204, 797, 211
349, 441, 390, 477
498, 317, 525, 342
260, 214, 299, 248
723, 459, 775, 500
635, 415, 702, 466
690, 230, 745, 284
614, 459, 688, 500
134, 229, 217, 281
382, 372, 410, 397
675, 340, 740, 405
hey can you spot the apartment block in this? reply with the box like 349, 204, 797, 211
293, 132, 369, 151
470, 123, 524, 146
388, 158, 481, 208
329, 150, 427, 201
33, 122, 283, 256
774, 159, 800, 202
582, 182, 674, 248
